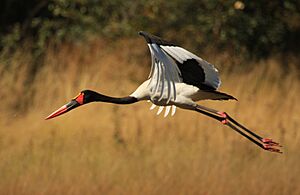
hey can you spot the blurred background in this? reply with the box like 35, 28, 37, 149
0, 0, 299, 194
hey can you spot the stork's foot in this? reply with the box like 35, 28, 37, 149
261, 138, 281, 147
217, 111, 282, 153
263, 143, 282, 154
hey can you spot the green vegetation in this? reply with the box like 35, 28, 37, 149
1, 0, 300, 58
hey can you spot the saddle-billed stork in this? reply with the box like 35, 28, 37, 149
46, 31, 282, 153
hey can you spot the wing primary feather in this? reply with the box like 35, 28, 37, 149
167, 55, 177, 101
148, 43, 181, 102
161, 46, 184, 63
150, 45, 163, 97
152, 45, 166, 101
157, 106, 164, 115
157, 46, 176, 102
162, 49, 177, 101
173, 47, 191, 60
150, 104, 156, 110
164, 106, 171, 117
161, 46, 183, 77
171, 105, 176, 116
160, 60, 171, 103
164, 50, 174, 102
158, 61, 165, 101
164, 59, 174, 103
153, 59, 161, 95
147, 46, 156, 89
147, 44, 155, 78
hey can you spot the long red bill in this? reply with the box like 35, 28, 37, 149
45, 105, 68, 120
45, 96, 82, 120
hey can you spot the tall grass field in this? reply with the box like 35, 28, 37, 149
0, 39, 299, 195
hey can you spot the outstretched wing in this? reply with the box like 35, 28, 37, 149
139, 31, 181, 103
139, 31, 221, 94
161, 46, 221, 90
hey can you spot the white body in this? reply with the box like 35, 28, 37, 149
130, 79, 229, 116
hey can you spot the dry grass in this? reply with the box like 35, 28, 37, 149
0, 38, 299, 195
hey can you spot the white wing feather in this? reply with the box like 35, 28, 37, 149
141, 32, 220, 117
147, 44, 181, 103
149, 103, 177, 117
164, 106, 171, 117
171, 105, 176, 116
157, 106, 164, 115
150, 104, 156, 110
161, 46, 221, 90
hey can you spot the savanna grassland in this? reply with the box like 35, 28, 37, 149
0, 38, 299, 195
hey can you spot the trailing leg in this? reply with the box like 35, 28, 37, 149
194, 105, 282, 153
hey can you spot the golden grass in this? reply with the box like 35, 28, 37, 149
0, 38, 299, 195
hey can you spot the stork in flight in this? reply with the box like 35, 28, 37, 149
46, 31, 282, 153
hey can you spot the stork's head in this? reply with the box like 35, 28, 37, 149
45, 90, 98, 120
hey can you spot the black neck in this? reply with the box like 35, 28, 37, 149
94, 94, 138, 104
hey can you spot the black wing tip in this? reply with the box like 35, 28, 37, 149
138, 31, 150, 41
138, 31, 146, 36
138, 31, 176, 46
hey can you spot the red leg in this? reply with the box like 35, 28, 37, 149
195, 105, 282, 153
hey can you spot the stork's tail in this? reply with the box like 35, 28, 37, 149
207, 90, 237, 101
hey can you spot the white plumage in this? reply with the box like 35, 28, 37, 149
161, 45, 221, 89
130, 31, 233, 117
